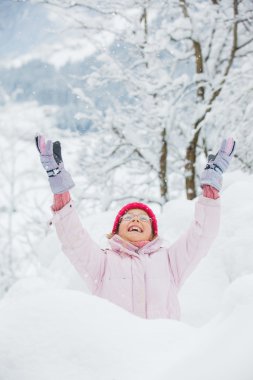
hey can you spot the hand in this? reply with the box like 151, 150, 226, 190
35, 135, 61, 174
35, 135, 75, 194
200, 137, 236, 191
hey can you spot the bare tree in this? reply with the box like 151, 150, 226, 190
179, 0, 253, 198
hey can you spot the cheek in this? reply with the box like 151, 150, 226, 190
148, 229, 153, 238
118, 223, 126, 235
144, 225, 153, 238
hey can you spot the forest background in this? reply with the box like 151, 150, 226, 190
0, 0, 253, 296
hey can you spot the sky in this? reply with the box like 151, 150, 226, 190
0, 0, 112, 69
0, 0, 52, 59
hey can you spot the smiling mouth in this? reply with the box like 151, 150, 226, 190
128, 226, 143, 233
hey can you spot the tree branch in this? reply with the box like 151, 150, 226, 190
237, 36, 253, 51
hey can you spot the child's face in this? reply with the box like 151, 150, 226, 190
118, 208, 153, 242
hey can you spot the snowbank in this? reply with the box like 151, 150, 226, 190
0, 275, 253, 380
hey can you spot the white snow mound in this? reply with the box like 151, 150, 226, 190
0, 275, 253, 380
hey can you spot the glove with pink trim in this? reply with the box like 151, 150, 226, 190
200, 137, 236, 191
35, 135, 75, 194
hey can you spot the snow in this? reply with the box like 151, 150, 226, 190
1, 171, 253, 379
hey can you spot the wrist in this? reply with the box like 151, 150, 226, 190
202, 185, 220, 199
52, 191, 71, 211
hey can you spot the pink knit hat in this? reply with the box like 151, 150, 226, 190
112, 202, 158, 236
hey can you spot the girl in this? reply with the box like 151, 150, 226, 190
35, 136, 235, 319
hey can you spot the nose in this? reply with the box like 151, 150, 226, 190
131, 215, 140, 222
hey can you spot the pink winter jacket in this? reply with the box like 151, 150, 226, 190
52, 195, 220, 319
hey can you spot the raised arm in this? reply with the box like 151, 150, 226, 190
35, 135, 106, 292
168, 195, 220, 288
168, 138, 236, 288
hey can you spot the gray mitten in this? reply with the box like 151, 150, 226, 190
35, 135, 75, 194
200, 137, 236, 191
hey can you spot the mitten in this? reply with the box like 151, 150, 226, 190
200, 137, 236, 191
35, 135, 75, 194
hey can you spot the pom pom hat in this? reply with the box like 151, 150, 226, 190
112, 202, 158, 236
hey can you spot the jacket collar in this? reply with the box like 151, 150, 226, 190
109, 234, 162, 257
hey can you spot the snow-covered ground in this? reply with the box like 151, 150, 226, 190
1, 170, 253, 380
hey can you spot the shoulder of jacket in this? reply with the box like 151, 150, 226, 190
157, 238, 171, 249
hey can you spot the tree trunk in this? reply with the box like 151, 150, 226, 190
159, 128, 168, 203
185, 129, 200, 199
140, 7, 148, 68
180, 0, 205, 199
185, 38, 205, 200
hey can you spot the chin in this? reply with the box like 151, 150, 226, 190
127, 234, 144, 242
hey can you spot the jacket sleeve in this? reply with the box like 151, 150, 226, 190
167, 195, 220, 288
51, 200, 106, 293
